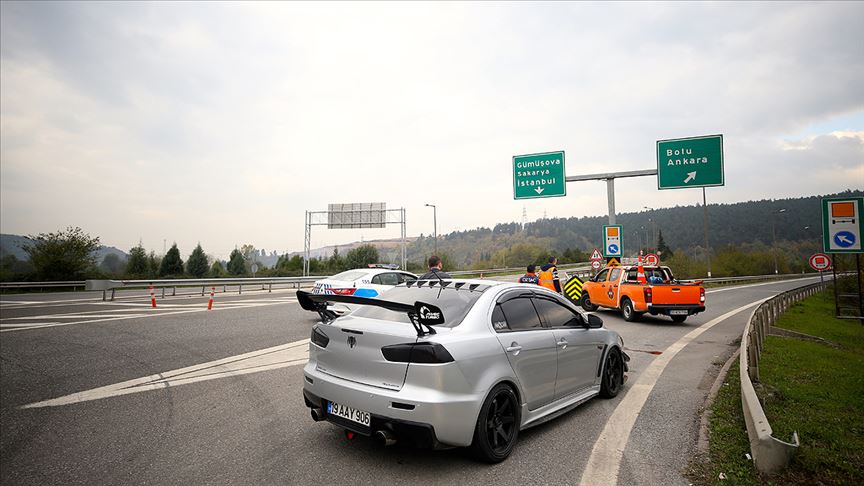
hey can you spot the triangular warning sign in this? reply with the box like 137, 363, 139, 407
590, 248, 603, 260
606, 257, 620, 267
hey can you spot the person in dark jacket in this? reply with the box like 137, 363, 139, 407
519, 265, 540, 284
419, 255, 451, 280
539, 256, 561, 292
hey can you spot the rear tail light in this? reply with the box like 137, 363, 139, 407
700, 287, 705, 303
331, 288, 357, 295
311, 326, 330, 348
381, 342, 454, 363
644, 287, 652, 304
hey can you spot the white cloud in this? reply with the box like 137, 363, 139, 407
1, 2, 862, 259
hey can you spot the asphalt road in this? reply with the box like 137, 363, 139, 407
0, 277, 823, 485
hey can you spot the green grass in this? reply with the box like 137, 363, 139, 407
696, 291, 864, 485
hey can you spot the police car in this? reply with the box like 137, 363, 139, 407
301, 266, 418, 322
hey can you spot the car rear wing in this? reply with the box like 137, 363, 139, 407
296, 290, 443, 336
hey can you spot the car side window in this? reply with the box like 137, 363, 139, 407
533, 297, 584, 327
498, 297, 543, 331
376, 273, 399, 286
399, 273, 417, 284
594, 269, 609, 282
371, 275, 382, 285
609, 268, 622, 282
491, 304, 508, 331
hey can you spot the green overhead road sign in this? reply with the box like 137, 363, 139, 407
513, 151, 566, 199
822, 197, 863, 253
656, 134, 724, 189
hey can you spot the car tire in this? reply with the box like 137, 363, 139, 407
621, 298, 641, 322
471, 383, 520, 463
671, 315, 687, 323
600, 348, 624, 398
581, 294, 598, 312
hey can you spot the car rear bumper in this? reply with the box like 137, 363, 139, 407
302, 362, 482, 447
647, 304, 705, 316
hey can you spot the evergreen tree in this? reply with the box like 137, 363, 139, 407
656, 230, 673, 259
345, 244, 379, 269
227, 249, 246, 275
159, 243, 184, 276
186, 243, 209, 278
148, 251, 160, 278
126, 244, 148, 278
24, 226, 100, 280
209, 260, 226, 277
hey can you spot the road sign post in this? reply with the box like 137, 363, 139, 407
822, 197, 863, 253
513, 151, 566, 199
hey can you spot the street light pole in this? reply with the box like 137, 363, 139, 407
772, 208, 787, 274
425, 204, 438, 255
644, 206, 656, 252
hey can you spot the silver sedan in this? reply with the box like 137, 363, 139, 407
298, 279, 629, 462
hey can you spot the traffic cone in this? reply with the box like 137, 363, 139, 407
207, 287, 215, 310
637, 251, 647, 284
149, 285, 157, 308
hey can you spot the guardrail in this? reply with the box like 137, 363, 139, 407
86, 277, 325, 301
739, 280, 827, 474
0, 281, 86, 292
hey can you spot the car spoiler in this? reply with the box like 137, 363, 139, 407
296, 290, 443, 336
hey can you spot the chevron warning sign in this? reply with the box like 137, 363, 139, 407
562, 275, 585, 304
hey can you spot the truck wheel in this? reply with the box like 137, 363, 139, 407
671, 315, 687, 323
621, 298, 641, 322
581, 295, 598, 312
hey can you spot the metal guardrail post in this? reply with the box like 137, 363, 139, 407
239, 284, 242, 294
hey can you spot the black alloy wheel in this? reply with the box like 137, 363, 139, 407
472, 384, 520, 463
581, 294, 598, 312
600, 349, 623, 398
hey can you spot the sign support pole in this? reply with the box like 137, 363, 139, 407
703, 187, 712, 278
566, 169, 657, 225
607, 178, 616, 225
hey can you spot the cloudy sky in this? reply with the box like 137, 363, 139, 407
1, 1, 862, 259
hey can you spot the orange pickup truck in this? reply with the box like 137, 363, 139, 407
580, 265, 705, 323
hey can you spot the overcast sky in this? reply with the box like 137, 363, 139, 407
2, 1, 862, 259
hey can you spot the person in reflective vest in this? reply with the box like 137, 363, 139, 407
519, 265, 540, 285
539, 256, 561, 292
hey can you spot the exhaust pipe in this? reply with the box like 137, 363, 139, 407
374, 429, 397, 447
310, 408, 326, 422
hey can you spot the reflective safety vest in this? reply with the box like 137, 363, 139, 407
538, 267, 557, 291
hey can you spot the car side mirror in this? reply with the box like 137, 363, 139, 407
587, 314, 603, 328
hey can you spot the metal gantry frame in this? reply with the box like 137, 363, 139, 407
303, 208, 406, 275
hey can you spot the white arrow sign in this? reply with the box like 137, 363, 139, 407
534, 187, 544, 194
684, 171, 696, 184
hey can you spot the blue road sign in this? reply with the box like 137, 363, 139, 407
608, 244, 619, 254
833, 231, 856, 248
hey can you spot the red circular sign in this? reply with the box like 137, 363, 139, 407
591, 260, 602, 270
809, 253, 832, 271
644, 253, 659, 266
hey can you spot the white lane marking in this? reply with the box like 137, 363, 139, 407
579, 298, 769, 486
0, 287, 306, 308
4, 314, 151, 320
0, 299, 297, 333
21, 339, 311, 408
0, 322, 59, 328
706, 275, 821, 294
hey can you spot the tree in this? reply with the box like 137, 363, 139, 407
227, 249, 246, 275
656, 230, 673, 259
24, 226, 100, 280
186, 243, 209, 278
148, 251, 161, 278
126, 244, 149, 278
159, 243, 184, 277
209, 260, 226, 277
100, 253, 125, 276
0, 254, 34, 281
345, 244, 379, 269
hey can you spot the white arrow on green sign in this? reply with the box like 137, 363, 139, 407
656, 134, 724, 190
513, 151, 566, 199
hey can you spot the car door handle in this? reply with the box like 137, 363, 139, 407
557, 339, 568, 349
505, 343, 522, 354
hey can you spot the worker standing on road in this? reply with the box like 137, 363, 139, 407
539, 256, 562, 293
419, 255, 451, 280
519, 265, 540, 284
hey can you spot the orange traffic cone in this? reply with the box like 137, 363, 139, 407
149, 285, 157, 308
636, 251, 647, 284
207, 287, 215, 310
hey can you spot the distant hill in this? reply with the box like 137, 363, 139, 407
0, 234, 129, 263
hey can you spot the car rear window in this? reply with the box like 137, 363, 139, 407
329, 270, 368, 282
350, 286, 485, 328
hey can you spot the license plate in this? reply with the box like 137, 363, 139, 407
327, 401, 370, 427
670, 310, 689, 315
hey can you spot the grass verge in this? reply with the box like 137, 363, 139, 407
692, 291, 864, 485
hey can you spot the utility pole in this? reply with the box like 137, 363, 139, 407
772, 208, 787, 274
425, 203, 437, 255
702, 188, 712, 278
